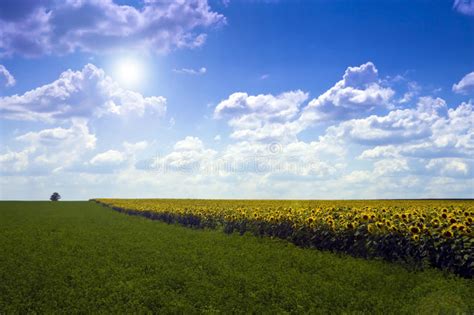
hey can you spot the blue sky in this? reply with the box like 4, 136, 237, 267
0, 0, 473, 200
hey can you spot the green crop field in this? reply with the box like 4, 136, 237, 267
0, 201, 473, 313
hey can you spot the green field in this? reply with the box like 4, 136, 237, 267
0, 201, 473, 313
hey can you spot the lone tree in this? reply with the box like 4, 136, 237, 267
50, 192, 61, 201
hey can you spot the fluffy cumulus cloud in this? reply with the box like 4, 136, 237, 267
453, 71, 474, 94
0, 0, 225, 57
426, 158, 470, 177
90, 150, 126, 166
214, 90, 308, 142
453, 0, 474, 16
0, 148, 32, 173
356, 100, 474, 160
349, 97, 473, 184
300, 62, 394, 124
0, 64, 16, 87
213, 62, 395, 143
207, 62, 472, 197
188, 139, 345, 180
2, 61, 474, 199
327, 97, 446, 146
398, 81, 421, 104
2, 119, 97, 174
373, 158, 409, 176
213, 86, 472, 194
0, 63, 166, 122
85, 141, 149, 173
1, 123, 151, 175
153, 136, 217, 172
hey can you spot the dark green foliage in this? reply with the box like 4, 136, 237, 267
0, 201, 473, 313
50, 192, 61, 202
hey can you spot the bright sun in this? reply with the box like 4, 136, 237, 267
115, 58, 143, 86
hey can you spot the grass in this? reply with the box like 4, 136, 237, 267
0, 201, 473, 313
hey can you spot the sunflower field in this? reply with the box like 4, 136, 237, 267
92, 199, 474, 277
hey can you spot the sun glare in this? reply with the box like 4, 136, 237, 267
115, 58, 143, 87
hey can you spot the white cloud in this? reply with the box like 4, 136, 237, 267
173, 67, 207, 75
373, 158, 409, 176
2, 127, 151, 175
426, 158, 470, 177
452, 71, 474, 94
11, 119, 97, 173
453, 0, 474, 16
16, 119, 96, 150
359, 145, 399, 160
195, 135, 346, 179
124, 141, 148, 153
398, 81, 420, 104
0, 0, 225, 57
0, 148, 32, 173
153, 136, 217, 171
3, 61, 474, 199
90, 150, 126, 166
208, 62, 454, 187
0, 63, 166, 122
0, 64, 15, 87
174, 136, 206, 151
299, 62, 394, 124
416, 96, 447, 113
214, 90, 308, 142
328, 97, 448, 146
213, 62, 396, 144
427, 101, 474, 157
85, 141, 149, 173
215, 90, 306, 121
342, 170, 372, 184
351, 99, 473, 179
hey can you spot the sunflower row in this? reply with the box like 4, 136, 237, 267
92, 199, 474, 277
